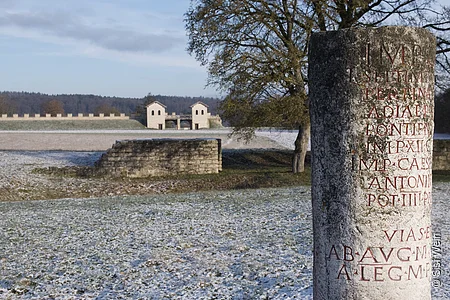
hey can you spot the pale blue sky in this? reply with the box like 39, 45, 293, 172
0, 0, 215, 98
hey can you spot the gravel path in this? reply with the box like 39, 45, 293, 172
0, 130, 290, 151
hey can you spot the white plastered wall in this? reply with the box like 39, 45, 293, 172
146, 102, 166, 129
191, 103, 211, 129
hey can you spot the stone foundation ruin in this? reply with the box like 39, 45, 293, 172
95, 138, 222, 178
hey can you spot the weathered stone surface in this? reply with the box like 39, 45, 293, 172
95, 138, 222, 178
308, 27, 435, 299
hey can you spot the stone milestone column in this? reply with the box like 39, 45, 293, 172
308, 27, 435, 299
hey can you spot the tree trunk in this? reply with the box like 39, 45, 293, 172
292, 122, 310, 173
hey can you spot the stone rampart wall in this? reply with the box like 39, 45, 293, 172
0, 113, 129, 120
433, 139, 450, 170
95, 138, 222, 178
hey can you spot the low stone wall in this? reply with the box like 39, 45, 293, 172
433, 139, 450, 170
95, 138, 222, 178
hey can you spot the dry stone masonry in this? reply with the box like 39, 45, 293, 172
309, 27, 435, 299
95, 139, 222, 178
432, 140, 450, 170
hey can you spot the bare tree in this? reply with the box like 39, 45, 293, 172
94, 103, 121, 116
186, 0, 450, 173
0, 94, 17, 116
41, 99, 65, 116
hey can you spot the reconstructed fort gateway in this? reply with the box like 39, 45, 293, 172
95, 138, 222, 178
309, 27, 435, 299
146, 101, 222, 130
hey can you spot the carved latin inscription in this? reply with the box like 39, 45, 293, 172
356, 40, 434, 210
330, 225, 432, 282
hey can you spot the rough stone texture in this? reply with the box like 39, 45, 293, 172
433, 140, 450, 170
309, 27, 435, 299
95, 138, 222, 178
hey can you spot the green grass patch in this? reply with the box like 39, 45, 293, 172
26, 148, 450, 201
177, 168, 311, 192
0, 119, 146, 130
433, 170, 450, 182
139, 149, 311, 192
33, 150, 311, 199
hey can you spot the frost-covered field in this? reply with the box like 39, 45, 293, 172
0, 188, 314, 299
0, 130, 449, 299
0, 186, 449, 299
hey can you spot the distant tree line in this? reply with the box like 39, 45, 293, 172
0, 91, 221, 118
1, 90, 448, 133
